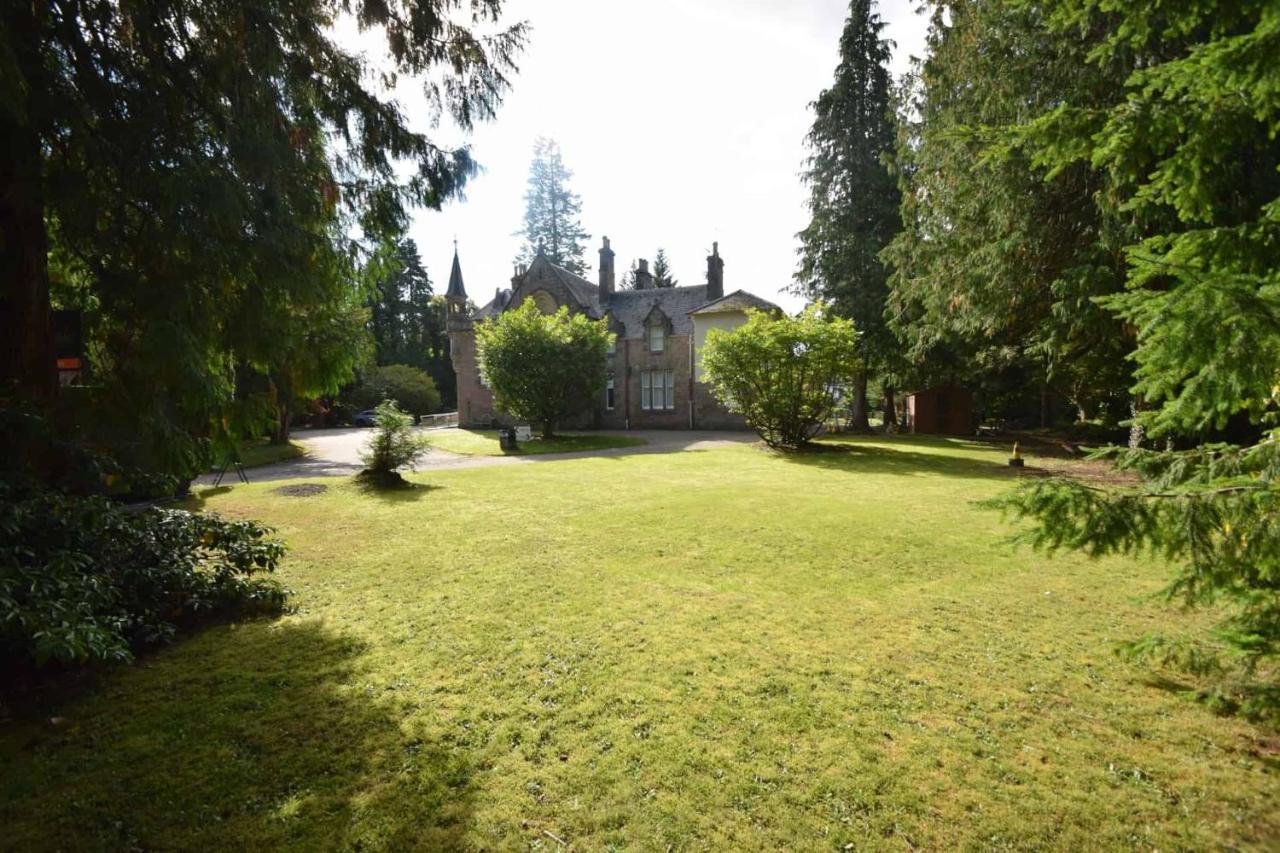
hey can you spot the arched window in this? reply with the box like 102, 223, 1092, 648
529, 290, 557, 314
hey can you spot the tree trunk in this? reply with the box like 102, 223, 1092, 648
541, 419, 555, 440
272, 406, 292, 444
1039, 383, 1050, 429
849, 371, 871, 433
1128, 396, 1145, 450
0, 4, 56, 401
882, 385, 897, 434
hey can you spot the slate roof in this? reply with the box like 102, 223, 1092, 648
688, 289, 781, 316
446, 249, 467, 299
470, 258, 776, 338
604, 286, 712, 337
545, 264, 603, 316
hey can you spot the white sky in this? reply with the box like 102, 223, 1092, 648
348, 1, 930, 312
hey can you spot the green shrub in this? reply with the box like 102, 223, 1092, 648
0, 485, 288, 667
343, 364, 441, 419
475, 300, 611, 438
701, 304, 861, 449
358, 400, 430, 486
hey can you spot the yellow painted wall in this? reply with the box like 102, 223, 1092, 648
692, 311, 749, 380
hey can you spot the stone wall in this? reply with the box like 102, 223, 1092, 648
691, 381, 747, 430
451, 323, 747, 431
450, 327, 499, 427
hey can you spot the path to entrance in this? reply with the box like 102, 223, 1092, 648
194, 428, 755, 485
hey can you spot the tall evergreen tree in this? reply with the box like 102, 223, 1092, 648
362, 237, 454, 403
883, 1, 1132, 425
0, 0, 525, 481
516, 137, 590, 274
795, 0, 901, 431
995, 0, 1280, 719
652, 249, 678, 288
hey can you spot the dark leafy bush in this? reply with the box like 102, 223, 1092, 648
343, 364, 442, 420
0, 485, 288, 667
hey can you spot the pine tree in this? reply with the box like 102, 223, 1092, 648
395, 239, 434, 366
994, 0, 1280, 720
517, 138, 590, 274
652, 249, 678, 288
617, 260, 638, 291
795, 0, 901, 432
883, 1, 1132, 426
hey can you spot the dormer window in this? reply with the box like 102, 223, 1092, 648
648, 323, 665, 353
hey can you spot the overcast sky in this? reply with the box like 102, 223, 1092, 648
348, 1, 930, 312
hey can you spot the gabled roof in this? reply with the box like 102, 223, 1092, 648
466, 255, 779, 338
540, 259, 601, 313
446, 248, 466, 299
688, 289, 781, 316
605, 286, 712, 337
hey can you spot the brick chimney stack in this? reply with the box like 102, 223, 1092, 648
634, 258, 653, 290
706, 241, 724, 300
598, 236, 615, 296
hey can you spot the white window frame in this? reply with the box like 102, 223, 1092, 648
640, 369, 675, 411
605, 376, 615, 410
649, 323, 665, 353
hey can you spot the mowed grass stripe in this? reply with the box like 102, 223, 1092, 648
1, 437, 1274, 850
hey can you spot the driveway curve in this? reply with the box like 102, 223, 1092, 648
195, 427, 754, 485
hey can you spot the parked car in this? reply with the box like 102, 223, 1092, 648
351, 409, 379, 427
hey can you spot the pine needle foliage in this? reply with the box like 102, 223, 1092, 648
2, 0, 526, 481
652, 249, 678, 288
991, 0, 1280, 719
796, 0, 901, 427
516, 137, 590, 274
359, 400, 431, 486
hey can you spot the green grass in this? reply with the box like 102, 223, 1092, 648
426, 428, 647, 456
209, 437, 307, 470
3, 436, 1277, 850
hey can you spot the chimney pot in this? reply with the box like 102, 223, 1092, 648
706, 242, 724, 300
634, 258, 653, 290
599, 236, 616, 295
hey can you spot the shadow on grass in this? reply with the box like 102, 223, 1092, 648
776, 437, 1027, 481
0, 620, 474, 849
354, 473, 442, 502
183, 485, 233, 510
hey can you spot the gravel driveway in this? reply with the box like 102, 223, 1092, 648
195, 427, 754, 485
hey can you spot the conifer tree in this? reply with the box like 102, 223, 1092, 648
0, 0, 526, 480
517, 138, 590, 274
652, 249, 678, 288
993, 0, 1280, 719
884, 1, 1132, 425
617, 260, 638, 291
795, 0, 901, 431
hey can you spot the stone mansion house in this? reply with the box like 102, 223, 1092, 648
445, 237, 779, 430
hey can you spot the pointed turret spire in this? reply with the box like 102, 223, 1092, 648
446, 243, 466, 300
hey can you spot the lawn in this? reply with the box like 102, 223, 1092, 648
2, 436, 1276, 850
207, 437, 307, 470
426, 428, 647, 456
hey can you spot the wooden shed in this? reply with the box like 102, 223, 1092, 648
905, 384, 974, 435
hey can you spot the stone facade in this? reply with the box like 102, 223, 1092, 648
446, 239, 780, 431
